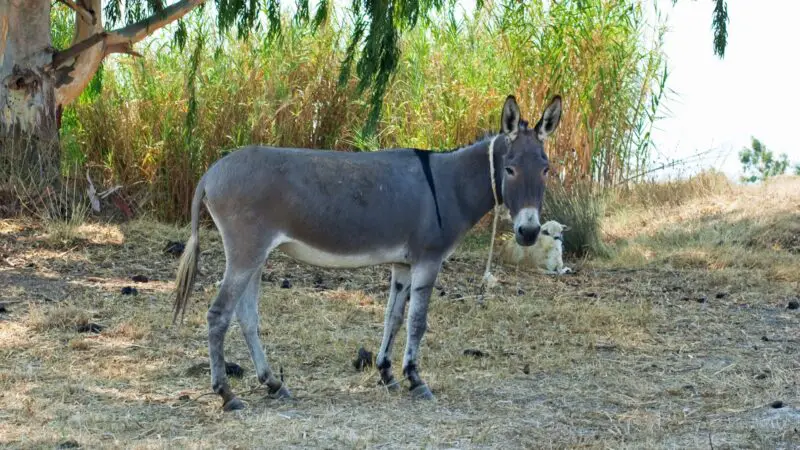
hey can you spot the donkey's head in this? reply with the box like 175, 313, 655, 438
498, 95, 562, 246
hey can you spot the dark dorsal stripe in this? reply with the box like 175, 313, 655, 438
413, 149, 443, 229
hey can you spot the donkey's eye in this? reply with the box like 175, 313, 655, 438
505, 167, 516, 177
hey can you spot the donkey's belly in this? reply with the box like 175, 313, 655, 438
277, 238, 408, 269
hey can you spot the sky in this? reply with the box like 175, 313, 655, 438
647, 0, 800, 180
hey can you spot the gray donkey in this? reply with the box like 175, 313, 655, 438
173, 95, 562, 411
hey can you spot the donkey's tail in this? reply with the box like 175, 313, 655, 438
172, 176, 206, 325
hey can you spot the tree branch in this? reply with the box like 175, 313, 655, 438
50, 31, 107, 70
52, 0, 205, 107
104, 42, 143, 58
58, 0, 96, 25
106, 0, 205, 47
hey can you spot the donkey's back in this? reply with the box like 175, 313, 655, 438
200, 145, 450, 262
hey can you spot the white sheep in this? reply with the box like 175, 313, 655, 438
499, 220, 573, 275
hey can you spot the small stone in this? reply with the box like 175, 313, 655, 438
770, 400, 784, 409
120, 286, 138, 296
787, 300, 799, 310
131, 274, 149, 283
280, 279, 292, 289
715, 292, 728, 299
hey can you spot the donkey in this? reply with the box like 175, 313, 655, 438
172, 95, 563, 411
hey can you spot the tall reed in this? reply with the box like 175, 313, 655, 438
58, 0, 668, 222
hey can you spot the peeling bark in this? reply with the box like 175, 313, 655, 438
53, 0, 104, 107
0, 0, 60, 184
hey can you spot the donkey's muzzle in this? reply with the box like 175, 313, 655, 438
516, 225, 541, 246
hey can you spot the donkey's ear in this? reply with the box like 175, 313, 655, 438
501, 95, 521, 135
534, 95, 562, 140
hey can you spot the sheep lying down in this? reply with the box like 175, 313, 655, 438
499, 220, 573, 275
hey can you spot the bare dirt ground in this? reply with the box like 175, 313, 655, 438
1, 177, 799, 449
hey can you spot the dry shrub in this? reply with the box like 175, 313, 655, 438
543, 180, 608, 258
609, 169, 732, 211
28, 304, 93, 332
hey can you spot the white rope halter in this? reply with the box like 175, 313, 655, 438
482, 134, 505, 289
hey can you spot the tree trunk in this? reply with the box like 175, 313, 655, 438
0, 0, 61, 187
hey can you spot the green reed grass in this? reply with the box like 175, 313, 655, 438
56, 0, 668, 222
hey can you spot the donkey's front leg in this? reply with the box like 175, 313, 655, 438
402, 260, 441, 400
376, 264, 411, 390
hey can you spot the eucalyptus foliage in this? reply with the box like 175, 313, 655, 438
96, 0, 729, 135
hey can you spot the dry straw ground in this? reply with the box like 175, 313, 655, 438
1, 174, 798, 449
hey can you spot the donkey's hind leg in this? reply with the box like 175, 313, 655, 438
235, 269, 291, 399
207, 266, 259, 411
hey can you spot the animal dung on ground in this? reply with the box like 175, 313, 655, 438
185, 361, 245, 378
225, 362, 244, 378
787, 300, 799, 310
75, 323, 104, 333
715, 292, 728, 299
463, 349, 489, 358
755, 371, 770, 380
163, 241, 185, 257
352, 346, 374, 371
281, 278, 292, 289
120, 286, 138, 296
770, 400, 785, 409
0, 302, 8, 313
56, 440, 81, 449
131, 274, 149, 283
522, 363, 530, 374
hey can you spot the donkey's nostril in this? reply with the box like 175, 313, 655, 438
516, 225, 541, 245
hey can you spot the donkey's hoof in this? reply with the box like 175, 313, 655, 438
222, 397, 245, 411
409, 383, 435, 401
268, 385, 292, 400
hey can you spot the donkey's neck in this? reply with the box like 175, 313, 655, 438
444, 136, 507, 229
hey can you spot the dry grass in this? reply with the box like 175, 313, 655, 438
1, 177, 799, 448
